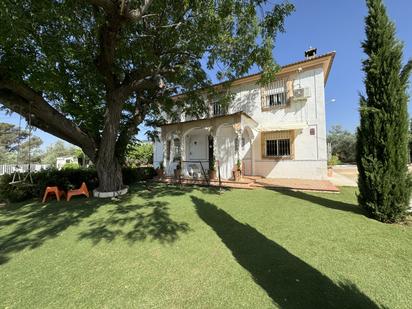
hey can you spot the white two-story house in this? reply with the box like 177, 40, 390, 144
153, 49, 335, 181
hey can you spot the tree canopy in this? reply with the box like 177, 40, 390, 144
0, 0, 294, 191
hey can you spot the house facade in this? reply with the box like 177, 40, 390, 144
153, 50, 335, 180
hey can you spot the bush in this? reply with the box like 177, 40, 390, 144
327, 155, 341, 166
62, 162, 80, 170
0, 167, 155, 203
122, 166, 156, 185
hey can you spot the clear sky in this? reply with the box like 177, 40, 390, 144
1, 0, 411, 148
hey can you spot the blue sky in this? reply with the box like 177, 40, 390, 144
1, 0, 411, 148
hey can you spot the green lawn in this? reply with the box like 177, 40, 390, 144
0, 184, 411, 308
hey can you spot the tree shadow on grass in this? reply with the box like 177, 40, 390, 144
191, 196, 385, 309
0, 198, 105, 265
133, 181, 228, 199
0, 191, 190, 264
78, 200, 190, 245
269, 188, 365, 215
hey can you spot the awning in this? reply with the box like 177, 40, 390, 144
258, 122, 308, 132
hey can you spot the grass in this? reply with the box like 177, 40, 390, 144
0, 183, 411, 308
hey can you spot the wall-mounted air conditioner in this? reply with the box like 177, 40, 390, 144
293, 87, 311, 100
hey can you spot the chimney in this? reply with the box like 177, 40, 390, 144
305, 47, 317, 59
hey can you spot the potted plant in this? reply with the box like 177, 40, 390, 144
209, 157, 216, 180
174, 163, 181, 179
327, 155, 339, 177
156, 162, 164, 177
233, 159, 242, 181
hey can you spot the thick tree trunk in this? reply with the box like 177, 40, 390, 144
95, 93, 125, 192
96, 156, 123, 192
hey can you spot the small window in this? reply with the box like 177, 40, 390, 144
262, 131, 292, 158
212, 101, 227, 116
173, 138, 181, 161
268, 93, 285, 107
235, 137, 239, 152
166, 140, 171, 161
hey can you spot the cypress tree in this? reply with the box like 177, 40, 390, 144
357, 0, 412, 222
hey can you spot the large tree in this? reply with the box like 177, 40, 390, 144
0, 0, 294, 192
357, 0, 412, 222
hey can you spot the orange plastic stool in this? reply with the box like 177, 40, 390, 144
67, 182, 90, 201
42, 186, 66, 203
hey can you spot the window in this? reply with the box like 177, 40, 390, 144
173, 138, 181, 161
268, 93, 285, 107
262, 131, 293, 158
212, 101, 227, 116
166, 140, 171, 161
262, 79, 287, 109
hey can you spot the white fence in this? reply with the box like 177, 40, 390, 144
0, 164, 50, 176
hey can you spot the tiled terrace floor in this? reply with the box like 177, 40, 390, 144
157, 176, 339, 192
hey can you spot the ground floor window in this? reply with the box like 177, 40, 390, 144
173, 138, 181, 161
166, 140, 171, 161
262, 130, 293, 158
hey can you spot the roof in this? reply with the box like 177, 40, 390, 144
159, 111, 256, 128
172, 51, 336, 99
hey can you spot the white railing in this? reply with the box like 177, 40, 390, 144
0, 164, 50, 176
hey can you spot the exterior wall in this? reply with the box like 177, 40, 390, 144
230, 66, 328, 179
153, 64, 329, 180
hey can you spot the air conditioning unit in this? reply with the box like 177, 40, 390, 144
293, 87, 311, 100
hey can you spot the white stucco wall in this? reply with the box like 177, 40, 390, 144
227, 66, 328, 179
153, 65, 329, 180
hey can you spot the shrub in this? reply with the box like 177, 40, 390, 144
327, 155, 341, 166
62, 162, 80, 170
0, 167, 155, 203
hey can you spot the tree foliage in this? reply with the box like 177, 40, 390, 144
357, 0, 412, 222
41, 140, 78, 165
327, 125, 356, 163
0, 0, 294, 191
126, 142, 153, 167
0, 122, 43, 164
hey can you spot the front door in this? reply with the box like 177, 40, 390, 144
188, 135, 207, 160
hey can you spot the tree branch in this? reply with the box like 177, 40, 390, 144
0, 79, 97, 160
127, 0, 154, 22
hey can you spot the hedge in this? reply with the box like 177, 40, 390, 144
0, 166, 156, 203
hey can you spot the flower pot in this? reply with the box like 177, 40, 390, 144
209, 170, 216, 180
174, 168, 181, 179
156, 168, 164, 177
233, 169, 241, 181
327, 166, 333, 177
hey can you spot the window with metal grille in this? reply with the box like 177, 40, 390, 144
173, 138, 181, 160
212, 101, 227, 116
262, 79, 287, 109
262, 131, 292, 158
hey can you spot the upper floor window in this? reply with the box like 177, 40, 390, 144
262, 79, 288, 110
212, 101, 227, 116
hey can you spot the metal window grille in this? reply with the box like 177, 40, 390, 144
262, 131, 292, 157
213, 101, 227, 116
262, 79, 287, 109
